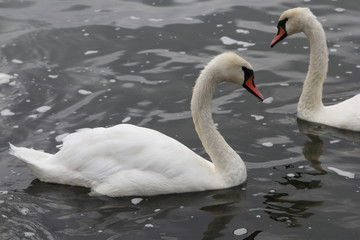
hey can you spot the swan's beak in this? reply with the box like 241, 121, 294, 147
270, 25, 287, 48
243, 75, 264, 101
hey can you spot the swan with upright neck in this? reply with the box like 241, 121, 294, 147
10, 52, 264, 197
271, 7, 360, 131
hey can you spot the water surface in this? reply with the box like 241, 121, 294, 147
0, 0, 359, 239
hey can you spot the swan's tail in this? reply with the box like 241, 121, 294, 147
9, 143, 56, 180
9, 144, 53, 164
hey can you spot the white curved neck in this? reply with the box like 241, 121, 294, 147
190, 67, 246, 184
298, 16, 328, 118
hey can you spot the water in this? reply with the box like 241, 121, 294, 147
0, 0, 359, 239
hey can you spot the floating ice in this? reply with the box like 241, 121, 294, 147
130, 16, 140, 20
250, 114, 264, 121
144, 224, 154, 228
20, 207, 29, 215
233, 228, 247, 236
263, 97, 274, 104
48, 75, 58, 79
1, 109, 15, 116
329, 139, 341, 144
122, 117, 131, 123
0, 73, 14, 85
36, 106, 51, 113
149, 18, 163, 22
280, 83, 289, 86
24, 232, 35, 237
11, 59, 23, 64
262, 142, 273, 147
78, 89, 92, 95
287, 173, 296, 178
131, 198, 143, 205
328, 167, 355, 179
236, 29, 250, 34
220, 36, 255, 47
335, 8, 345, 12
84, 50, 99, 55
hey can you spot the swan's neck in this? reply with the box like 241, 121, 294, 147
298, 16, 328, 118
190, 68, 246, 185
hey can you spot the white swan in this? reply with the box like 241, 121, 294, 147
271, 7, 360, 131
10, 52, 264, 197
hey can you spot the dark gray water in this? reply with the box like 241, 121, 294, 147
1, 0, 359, 239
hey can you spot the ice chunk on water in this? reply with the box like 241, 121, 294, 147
263, 97, 274, 104
233, 228, 247, 236
220, 36, 255, 47
84, 50, 98, 55
262, 142, 273, 147
36, 106, 51, 113
78, 89, 92, 95
335, 8, 345, 12
236, 29, 250, 34
1, 109, 15, 116
12, 59, 23, 64
328, 167, 355, 179
122, 117, 131, 123
24, 232, 35, 237
250, 114, 264, 121
0, 73, 14, 85
131, 198, 143, 205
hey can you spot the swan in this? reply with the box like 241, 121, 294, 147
270, 7, 360, 131
10, 52, 264, 197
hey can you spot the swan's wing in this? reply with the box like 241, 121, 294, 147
49, 124, 216, 194
323, 94, 360, 131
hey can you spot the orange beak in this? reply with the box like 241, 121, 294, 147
270, 25, 287, 48
243, 75, 264, 101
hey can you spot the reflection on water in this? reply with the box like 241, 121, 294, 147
1, 0, 360, 239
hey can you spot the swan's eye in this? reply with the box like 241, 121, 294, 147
241, 66, 254, 81
277, 18, 288, 33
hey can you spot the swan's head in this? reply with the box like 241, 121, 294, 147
207, 52, 264, 101
270, 7, 315, 48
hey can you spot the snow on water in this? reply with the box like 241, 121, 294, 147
84, 50, 99, 55
0, 73, 14, 85
262, 142, 273, 147
233, 228, 247, 236
328, 167, 355, 179
36, 106, 51, 113
78, 89, 92, 95
1, 109, 15, 116
263, 97, 274, 104
220, 36, 255, 47
250, 114, 264, 121
11, 59, 23, 64
131, 198, 143, 205
122, 117, 131, 123
236, 29, 250, 34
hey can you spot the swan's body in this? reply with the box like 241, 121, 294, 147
271, 7, 360, 131
10, 52, 264, 197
